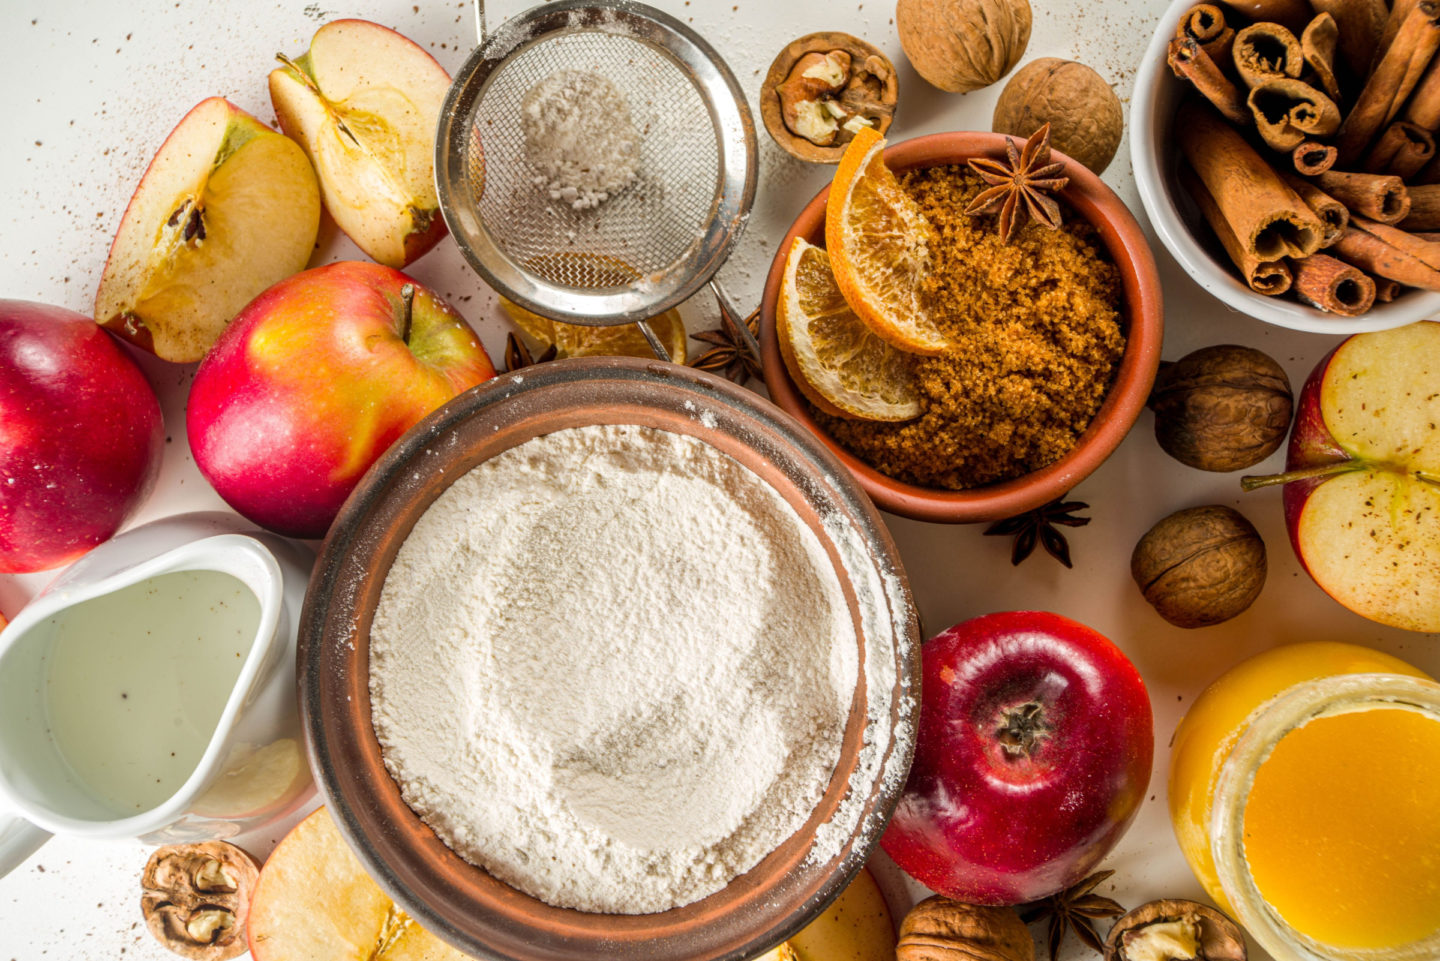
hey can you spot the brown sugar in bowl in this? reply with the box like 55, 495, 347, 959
759, 131, 1164, 523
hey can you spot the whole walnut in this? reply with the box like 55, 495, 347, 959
897, 895, 1033, 961
1132, 506, 1266, 629
897, 0, 1032, 94
993, 58, 1124, 173
1148, 345, 1294, 472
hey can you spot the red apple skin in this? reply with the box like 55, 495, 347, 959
1281, 342, 1353, 572
0, 301, 164, 573
880, 611, 1153, 906
187, 262, 495, 539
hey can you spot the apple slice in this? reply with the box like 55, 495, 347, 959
94, 97, 320, 363
756, 867, 895, 961
1244, 321, 1440, 632
247, 806, 469, 961
269, 20, 451, 268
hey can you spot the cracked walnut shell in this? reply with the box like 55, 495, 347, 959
140, 841, 260, 961
897, 0, 1032, 93
993, 58, 1124, 173
897, 895, 1034, 961
761, 32, 898, 163
1104, 899, 1247, 961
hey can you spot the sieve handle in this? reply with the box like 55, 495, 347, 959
636, 320, 672, 363
472, 0, 486, 45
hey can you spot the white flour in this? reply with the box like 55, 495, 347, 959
369, 425, 858, 914
522, 70, 640, 211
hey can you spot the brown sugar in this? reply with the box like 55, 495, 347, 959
814, 165, 1126, 489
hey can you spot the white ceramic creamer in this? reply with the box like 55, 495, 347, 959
0, 512, 314, 876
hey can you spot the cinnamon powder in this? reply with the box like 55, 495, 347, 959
813, 166, 1125, 489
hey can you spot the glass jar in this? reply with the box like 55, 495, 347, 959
1168, 642, 1440, 960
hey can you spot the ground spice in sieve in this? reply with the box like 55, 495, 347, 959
813, 166, 1125, 489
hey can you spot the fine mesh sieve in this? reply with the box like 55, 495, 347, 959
436, 1, 758, 357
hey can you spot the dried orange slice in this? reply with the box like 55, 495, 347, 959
778, 238, 920, 422
825, 127, 946, 356
500, 298, 687, 363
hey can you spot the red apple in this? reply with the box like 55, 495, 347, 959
186, 262, 495, 538
880, 611, 1153, 906
0, 300, 164, 573
1243, 322, 1440, 632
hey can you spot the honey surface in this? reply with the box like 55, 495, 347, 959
1244, 707, 1440, 949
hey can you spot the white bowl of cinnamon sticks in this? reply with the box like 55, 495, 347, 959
1133, 0, 1440, 331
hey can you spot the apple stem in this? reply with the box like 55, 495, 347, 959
400, 284, 415, 345
1240, 461, 1364, 492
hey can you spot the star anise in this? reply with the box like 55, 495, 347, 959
1020, 870, 1125, 961
690, 305, 762, 385
965, 123, 1070, 243
983, 497, 1091, 568
503, 332, 557, 373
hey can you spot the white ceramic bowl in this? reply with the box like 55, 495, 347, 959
1131, 0, 1440, 333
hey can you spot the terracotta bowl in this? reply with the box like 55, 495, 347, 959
759, 131, 1165, 523
298, 357, 921, 961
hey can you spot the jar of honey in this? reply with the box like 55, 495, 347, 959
1169, 642, 1440, 960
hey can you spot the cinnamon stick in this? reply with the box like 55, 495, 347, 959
1233, 22, 1305, 89
1177, 99, 1325, 261
1217, 0, 1315, 33
1351, 214, 1440, 270
1400, 184, 1440, 229
1280, 172, 1349, 247
1377, 0, 1424, 64
1314, 170, 1413, 223
1335, 1, 1440, 165
1300, 14, 1341, 101
1415, 232, 1440, 242
1247, 79, 1342, 150
1292, 141, 1338, 175
1331, 225, 1440, 290
1289, 254, 1377, 315
1402, 54, 1440, 131
1309, 0, 1388, 77
1374, 277, 1404, 301
1177, 4, 1237, 62
1168, 38, 1251, 127
1181, 164, 1294, 295
1364, 122, 1436, 178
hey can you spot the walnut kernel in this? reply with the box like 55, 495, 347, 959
761, 33, 897, 163
141, 841, 259, 961
1104, 899, 1247, 961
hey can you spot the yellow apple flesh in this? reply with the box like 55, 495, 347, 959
247, 807, 471, 961
269, 20, 451, 268
756, 867, 896, 961
94, 97, 320, 363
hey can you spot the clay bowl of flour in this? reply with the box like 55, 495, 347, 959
298, 357, 920, 961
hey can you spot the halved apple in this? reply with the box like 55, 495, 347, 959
1244, 321, 1440, 632
247, 806, 470, 961
269, 20, 451, 268
94, 97, 320, 363
756, 867, 896, 961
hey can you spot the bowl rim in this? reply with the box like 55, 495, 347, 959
297, 357, 921, 961
759, 130, 1165, 523
1130, 0, 1440, 335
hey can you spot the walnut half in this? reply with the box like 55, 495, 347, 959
761, 32, 899, 163
1104, 899, 1247, 961
140, 841, 260, 961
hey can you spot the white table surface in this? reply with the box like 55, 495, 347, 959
1, 0, 1436, 958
